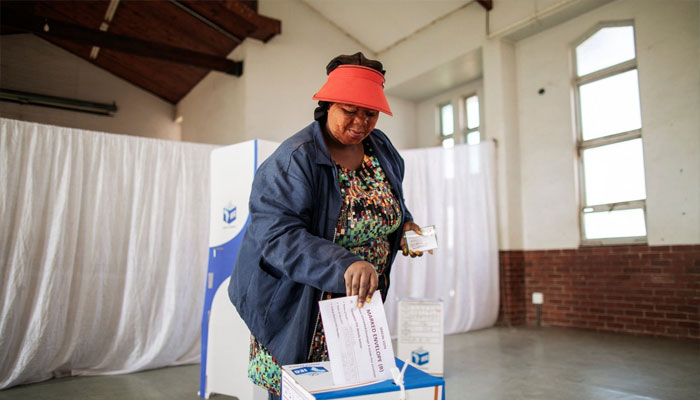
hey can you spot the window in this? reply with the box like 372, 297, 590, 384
574, 23, 647, 244
440, 103, 455, 148
464, 94, 480, 145
437, 93, 482, 148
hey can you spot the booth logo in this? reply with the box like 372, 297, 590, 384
292, 366, 328, 376
223, 203, 237, 224
411, 348, 429, 366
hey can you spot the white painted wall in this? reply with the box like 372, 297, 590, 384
483, 39, 523, 250
489, 0, 614, 39
379, 2, 486, 89
634, 0, 700, 246
177, 46, 248, 145
377, 96, 418, 150
516, 0, 700, 248
0, 34, 180, 141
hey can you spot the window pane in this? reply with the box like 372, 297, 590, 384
580, 70, 641, 140
583, 138, 646, 206
465, 95, 480, 129
442, 138, 455, 148
583, 208, 646, 239
440, 104, 454, 136
576, 26, 635, 76
466, 131, 480, 145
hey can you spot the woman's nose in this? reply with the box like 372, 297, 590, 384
353, 113, 369, 124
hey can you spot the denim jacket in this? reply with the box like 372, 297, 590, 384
228, 121, 412, 367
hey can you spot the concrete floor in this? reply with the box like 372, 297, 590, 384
1, 327, 698, 400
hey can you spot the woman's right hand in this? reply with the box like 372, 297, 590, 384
344, 261, 378, 308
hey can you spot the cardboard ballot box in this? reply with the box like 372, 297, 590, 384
397, 300, 443, 376
282, 358, 445, 400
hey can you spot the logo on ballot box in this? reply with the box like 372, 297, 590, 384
292, 366, 328, 376
411, 348, 429, 366
223, 203, 237, 224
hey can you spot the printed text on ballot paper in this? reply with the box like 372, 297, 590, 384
318, 291, 396, 386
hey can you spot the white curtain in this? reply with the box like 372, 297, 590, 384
0, 117, 499, 389
386, 142, 499, 335
0, 118, 215, 389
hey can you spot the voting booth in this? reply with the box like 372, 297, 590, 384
199, 140, 278, 399
282, 358, 445, 400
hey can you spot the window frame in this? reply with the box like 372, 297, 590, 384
573, 21, 648, 246
462, 93, 481, 145
434, 86, 484, 148
438, 101, 455, 145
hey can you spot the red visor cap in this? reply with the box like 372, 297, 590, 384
312, 65, 392, 116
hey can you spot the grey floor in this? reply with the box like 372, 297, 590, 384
1, 327, 698, 400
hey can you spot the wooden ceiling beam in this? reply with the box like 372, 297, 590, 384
222, 0, 281, 42
2, 7, 243, 76
476, 0, 493, 11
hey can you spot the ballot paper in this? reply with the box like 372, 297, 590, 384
404, 225, 438, 252
318, 291, 396, 386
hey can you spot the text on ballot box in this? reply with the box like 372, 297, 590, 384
397, 300, 444, 376
281, 358, 445, 400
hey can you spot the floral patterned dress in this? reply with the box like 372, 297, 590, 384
247, 144, 402, 395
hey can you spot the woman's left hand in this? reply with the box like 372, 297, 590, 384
400, 221, 434, 257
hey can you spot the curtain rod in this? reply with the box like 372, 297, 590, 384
0, 88, 117, 116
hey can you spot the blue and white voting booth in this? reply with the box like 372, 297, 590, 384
199, 140, 278, 399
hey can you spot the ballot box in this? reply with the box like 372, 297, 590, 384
397, 300, 444, 376
281, 358, 445, 400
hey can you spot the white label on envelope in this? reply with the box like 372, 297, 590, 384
404, 225, 438, 252
318, 291, 396, 386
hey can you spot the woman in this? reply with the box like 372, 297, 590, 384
228, 52, 427, 399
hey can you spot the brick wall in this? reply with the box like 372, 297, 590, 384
498, 250, 526, 326
498, 245, 700, 340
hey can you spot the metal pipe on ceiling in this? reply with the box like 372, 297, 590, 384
90, 0, 121, 59
0, 88, 118, 116
169, 0, 243, 43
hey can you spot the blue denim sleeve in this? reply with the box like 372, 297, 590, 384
245, 151, 361, 294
